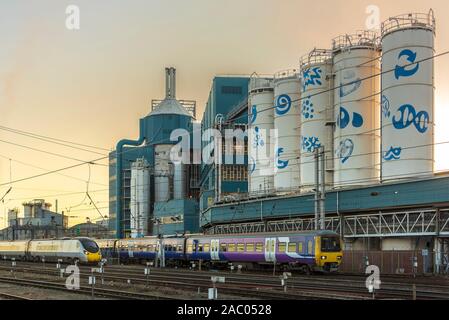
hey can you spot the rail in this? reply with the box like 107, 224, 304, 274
381, 10, 436, 37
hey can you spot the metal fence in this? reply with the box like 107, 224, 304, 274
340, 250, 434, 275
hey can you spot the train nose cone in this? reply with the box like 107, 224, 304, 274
87, 252, 102, 263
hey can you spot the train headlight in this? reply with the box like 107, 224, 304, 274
337, 256, 342, 260
320, 256, 327, 260
83, 250, 88, 255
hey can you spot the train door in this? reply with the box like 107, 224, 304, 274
210, 239, 220, 261
264, 238, 276, 262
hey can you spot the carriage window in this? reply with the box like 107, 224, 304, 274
198, 244, 203, 252
298, 242, 303, 253
278, 242, 286, 253
246, 243, 255, 252
187, 244, 193, 253
308, 240, 313, 254
204, 244, 210, 252
288, 243, 297, 253
237, 244, 245, 252
228, 244, 236, 252
256, 243, 263, 252
178, 245, 183, 252
220, 244, 227, 252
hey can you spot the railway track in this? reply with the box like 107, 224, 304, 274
0, 291, 33, 300
0, 275, 179, 300
1, 261, 448, 299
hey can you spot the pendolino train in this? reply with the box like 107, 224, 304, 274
0, 237, 102, 264
96, 230, 343, 273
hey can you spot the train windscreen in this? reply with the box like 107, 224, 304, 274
79, 239, 100, 253
321, 237, 341, 252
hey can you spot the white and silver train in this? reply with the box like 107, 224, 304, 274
0, 237, 102, 264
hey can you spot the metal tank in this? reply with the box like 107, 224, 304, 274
299, 49, 334, 191
248, 76, 275, 195
130, 158, 150, 238
332, 31, 381, 187
273, 70, 301, 193
381, 11, 436, 181
154, 144, 172, 202
173, 161, 186, 200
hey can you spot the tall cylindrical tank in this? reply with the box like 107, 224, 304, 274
332, 31, 381, 187
248, 76, 275, 195
130, 158, 150, 238
154, 144, 172, 202
273, 70, 301, 193
173, 161, 186, 200
381, 11, 436, 181
300, 49, 334, 191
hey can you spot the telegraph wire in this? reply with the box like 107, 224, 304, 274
0, 125, 110, 152
229, 49, 449, 124
0, 50, 448, 189
0, 153, 108, 187
0, 138, 108, 167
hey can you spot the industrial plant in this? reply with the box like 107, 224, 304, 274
105, 10, 448, 274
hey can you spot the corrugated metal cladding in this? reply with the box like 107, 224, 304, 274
201, 176, 449, 227
199, 76, 250, 206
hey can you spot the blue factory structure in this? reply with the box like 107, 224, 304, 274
109, 10, 449, 273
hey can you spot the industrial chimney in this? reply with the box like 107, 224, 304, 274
165, 67, 176, 99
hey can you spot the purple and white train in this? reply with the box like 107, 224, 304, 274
96, 230, 343, 273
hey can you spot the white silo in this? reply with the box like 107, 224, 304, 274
332, 31, 381, 187
299, 49, 334, 191
154, 144, 172, 202
173, 161, 186, 200
381, 11, 436, 181
130, 158, 150, 238
273, 70, 301, 193
248, 76, 275, 195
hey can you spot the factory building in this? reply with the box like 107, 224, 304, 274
199, 76, 250, 212
0, 200, 68, 240
109, 68, 200, 238
200, 10, 449, 274
107, 10, 448, 273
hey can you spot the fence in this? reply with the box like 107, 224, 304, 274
340, 250, 434, 275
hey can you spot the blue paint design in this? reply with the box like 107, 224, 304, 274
392, 104, 429, 133
339, 79, 362, 97
252, 127, 265, 148
337, 107, 364, 129
302, 67, 322, 91
250, 105, 257, 124
301, 97, 314, 119
382, 95, 391, 118
276, 147, 289, 169
276, 94, 292, 115
384, 146, 402, 161
249, 156, 256, 174
394, 49, 420, 80
302, 136, 322, 153
336, 139, 354, 164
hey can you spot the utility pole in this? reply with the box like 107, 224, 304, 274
314, 148, 320, 230
314, 147, 326, 231
319, 146, 326, 230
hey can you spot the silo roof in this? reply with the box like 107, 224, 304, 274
148, 98, 192, 117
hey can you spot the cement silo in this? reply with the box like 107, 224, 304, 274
381, 11, 436, 181
248, 76, 275, 195
300, 49, 334, 191
154, 145, 172, 202
130, 158, 150, 238
332, 31, 381, 187
273, 70, 301, 193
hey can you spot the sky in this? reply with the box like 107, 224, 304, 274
0, 0, 448, 228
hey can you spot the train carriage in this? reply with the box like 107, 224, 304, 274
0, 238, 101, 264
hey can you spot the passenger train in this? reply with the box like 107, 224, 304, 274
96, 230, 343, 273
0, 237, 102, 264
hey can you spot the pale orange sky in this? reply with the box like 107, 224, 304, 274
0, 0, 448, 228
